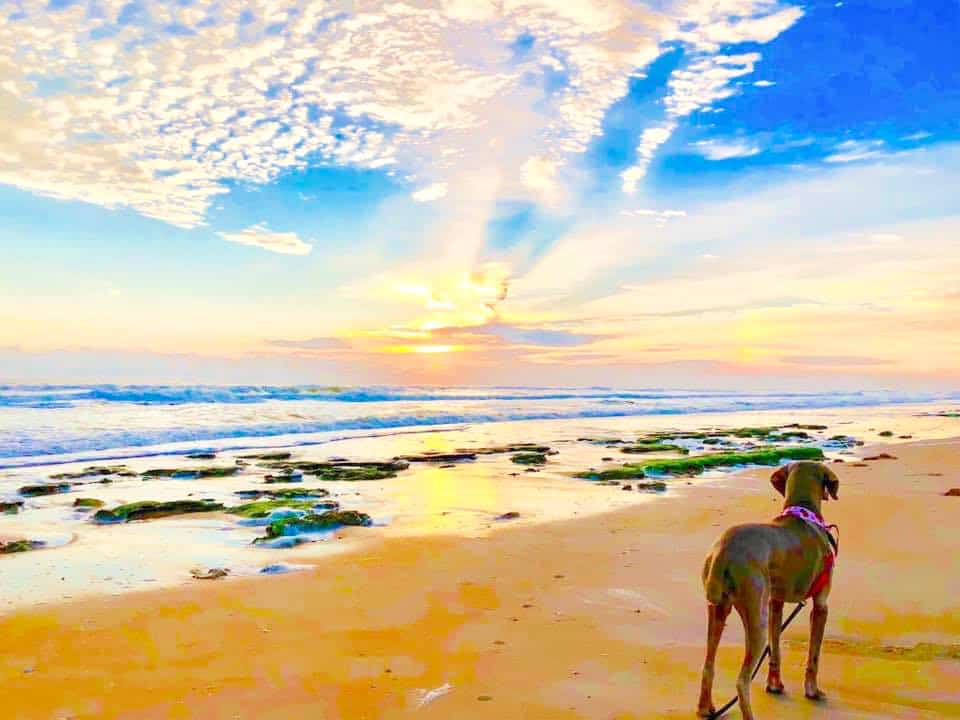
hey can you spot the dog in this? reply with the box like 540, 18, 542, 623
696, 461, 839, 719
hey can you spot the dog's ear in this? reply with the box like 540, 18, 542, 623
771, 463, 791, 497
822, 465, 840, 501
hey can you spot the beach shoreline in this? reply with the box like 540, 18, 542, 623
2, 435, 958, 719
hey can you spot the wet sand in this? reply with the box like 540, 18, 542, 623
2, 438, 959, 719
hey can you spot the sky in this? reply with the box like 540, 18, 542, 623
1, 0, 958, 389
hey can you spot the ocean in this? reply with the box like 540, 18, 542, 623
2, 384, 957, 466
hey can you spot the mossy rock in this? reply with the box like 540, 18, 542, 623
19, 483, 71, 497
142, 466, 239, 479
511, 452, 547, 465
262, 460, 408, 481
227, 499, 326, 519
234, 487, 330, 500
186, 452, 217, 460
50, 465, 130, 480
783, 424, 828, 431
257, 510, 373, 541
239, 451, 293, 460
1, 539, 45, 554
620, 443, 689, 455
460, 444, 551, 455
878, 431, 895, 437
577, 447, 824, 481
398, 452, 478, 463
73, 498, 105, 509
93, 500, 224, 523
1, 500, 24, 514
640, 447, 824, 476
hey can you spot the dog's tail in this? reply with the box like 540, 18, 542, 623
702, 552, 732, 605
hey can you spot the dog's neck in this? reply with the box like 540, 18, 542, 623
783, 483, 824, 518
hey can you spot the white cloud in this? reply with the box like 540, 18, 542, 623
753, 80, 776, 87
825, 139, 888, 163
621, 208, 688, 226
412, 182, 449, 202
0, 0, 805, 234
521, 155, 560, 200
693, 138, 762, 160
620, 1, 803, 194
621, 122, 676, 193
217, 224, 313, 255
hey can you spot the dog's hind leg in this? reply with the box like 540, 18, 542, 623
734, 585, 768, 720
805, 589, 830, 701
697, 601, 731, 717
765, 598, 785, 694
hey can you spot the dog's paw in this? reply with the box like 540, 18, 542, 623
765, 682, 785, 695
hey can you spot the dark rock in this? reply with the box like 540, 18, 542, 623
863, 453, 897, 461
191, 567, 229, 580
496, 511, 521, 521
622, 484, 633, 491
19, 483, 71, 497
511, 452, 547, 465
239, 452, 293, 460
1, 500, 24, 514
186, 452, 217, 460
73, 498, 105, 509
93, 500, 224, 523
257, 510, 373, 541
397, 452, 477, 463
49, 465, 128, 480
1, 539, 45, 554
944, 488, 960, 497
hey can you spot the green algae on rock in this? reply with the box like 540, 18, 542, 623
239, 451, 293, 461
19, 483, 71, 497
234, 487, 330, 500
577, 447, 824, 481
93, 500, 224, 523
620, 443, 689, 455
142, 466, 240, 479
256, 510, 373, 541
1, 539, 45, 554
73, 498, 105, 509
511, 452, 547, 465
1, 500, 25, 514
228, 499, 328, 519
459, 443, 552, 455
50, 465, 133, 480
397, 452, 478, 463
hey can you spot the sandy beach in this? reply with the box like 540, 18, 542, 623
2, 433, 958, 719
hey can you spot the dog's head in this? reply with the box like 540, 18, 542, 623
771, 461, 839, 507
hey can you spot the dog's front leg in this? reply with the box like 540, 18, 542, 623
804, 594, 829, 701
765, 598, 784, 694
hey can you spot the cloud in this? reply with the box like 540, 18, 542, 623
411, 182, 449, 202
779, 355, 893, 367
520, 155, 560, 200
483, 323, 607, 347
753, 80, 776, 87
620, 208, 688, 226
620, 1, 803, 193
693, 138, 762, 160
217, 224, 313, 255
621, 122, 676, 193
825, 139, 888, 163
267, 337, 350, 350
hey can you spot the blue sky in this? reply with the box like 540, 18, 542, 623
0, 0, 958, 388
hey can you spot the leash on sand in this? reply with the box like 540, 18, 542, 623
707, 601, 807, 720
708, 524, 839, 720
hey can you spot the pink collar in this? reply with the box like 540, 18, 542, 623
777, 505, 837, 557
